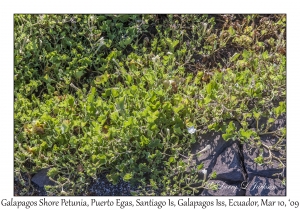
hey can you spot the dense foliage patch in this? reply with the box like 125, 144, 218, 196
14, 14, 286, 195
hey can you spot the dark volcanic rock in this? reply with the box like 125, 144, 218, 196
243, 135, 286, 180
186, 129, 285, 196
249, 114, 286, 132
245, 176, 286, 196
14, 172, 48, 196
19, 128, 286, 196
185, 131, 248, 195
187, 131, 234, 175
88, 173, 138, 196
202, 180, 245, 196
243, 113, 286, 181
212, 143, 245, 182
31, 168, 55, 188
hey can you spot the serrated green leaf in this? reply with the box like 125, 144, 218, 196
254, 156, 264, 165
75, 70, 84, 79
222, 133, 232, 141
267, 118, 275, 124
197, 163, 204, 170
206, 82, 212, 94
116, 96, 125, 111
239, 128, 252, 140
173, 126, 182, 135
123, 173, 133, 182
253, 111, 261, 120
228, 26, 235, 36
168, 157, 175, 163
231, 53, 240, 62
210, 171, 217, 179
99, 154, 107, 164
106, 174, 119, 185
60, 123, 69, 134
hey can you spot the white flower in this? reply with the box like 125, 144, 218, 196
187, 126, 196, 134
152, 55, 160, 62
202, 169, 207, 181
167, 52, 173, 55
202, 23, 208, 32
99, 37, 105, 46
93, 37, 105, 55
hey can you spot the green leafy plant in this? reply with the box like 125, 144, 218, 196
14, 14, 286, 195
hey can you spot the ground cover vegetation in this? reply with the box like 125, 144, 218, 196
14, 14, 286, 195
